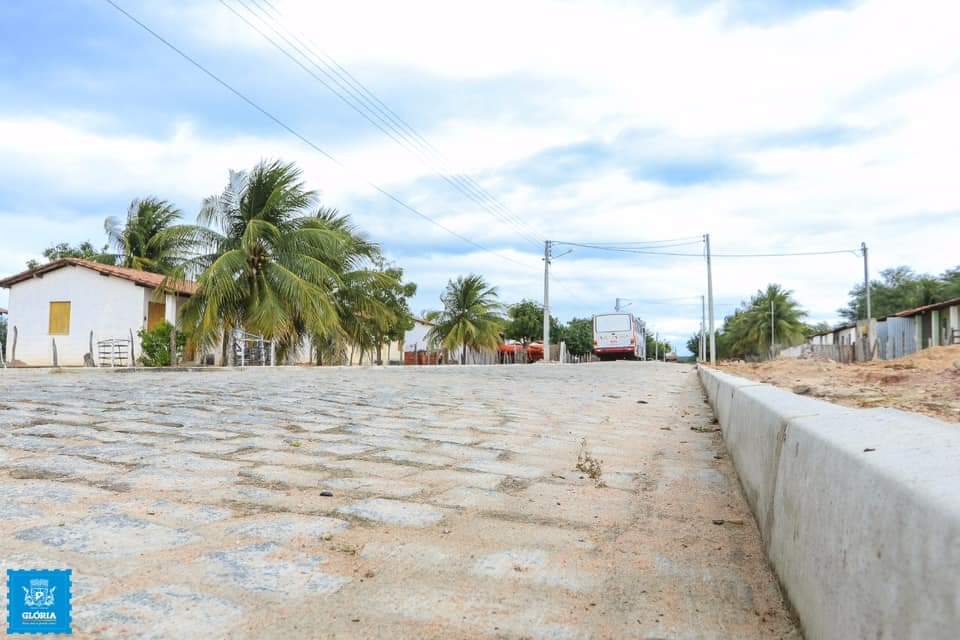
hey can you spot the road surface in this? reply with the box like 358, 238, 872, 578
0, 363, 798, 639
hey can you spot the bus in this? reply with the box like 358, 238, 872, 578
592, 312, 646, 360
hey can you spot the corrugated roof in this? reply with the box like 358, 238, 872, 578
894, 296, 960, 317
0, 258, 197, 295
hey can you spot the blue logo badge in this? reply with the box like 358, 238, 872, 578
6, 569, 72, 635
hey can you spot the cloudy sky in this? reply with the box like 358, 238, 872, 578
1, 0, 958, 353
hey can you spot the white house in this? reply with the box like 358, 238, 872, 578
0, 258, 195, 367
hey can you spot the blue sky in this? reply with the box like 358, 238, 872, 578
1, 0, 958, 354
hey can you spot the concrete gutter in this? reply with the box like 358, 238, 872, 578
699, 366, 960, 640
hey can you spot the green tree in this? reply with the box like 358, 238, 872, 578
180, 160, 377, 356
504, 299, 562, 343
839, 265, 957, 320
563, 317, 593, 356
26, 241, 113, 270
427, 274, 504, 364
724, 284, 807, 358
105, 197, 195, 273
645, 333, 672, 359
685, 332, 701, 357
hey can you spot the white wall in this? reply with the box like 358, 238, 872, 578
5, 266, 148, 366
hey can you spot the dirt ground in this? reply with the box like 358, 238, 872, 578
718, 345, 960, 423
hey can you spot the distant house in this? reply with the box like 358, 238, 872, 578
0, 259, 196, 366
894, 297, 960, 349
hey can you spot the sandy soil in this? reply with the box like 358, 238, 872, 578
718, 345, 960, 423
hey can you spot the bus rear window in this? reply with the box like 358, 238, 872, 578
595, 315, 631, 332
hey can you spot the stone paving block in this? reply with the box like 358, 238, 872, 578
121, 467, 238, 492
15, 424, 103, 439
74, 585, 243, 639
337, 498, 447, 527
59, 443, 160, 464
415, 469, 506, 490
233, 450, 331, 467
141, 453, 246, 473
457, 459, 545, 479
0, 481, 111, 521
4, 454, 121, 479
202, 542, 350, 596
166, 440, 249, 455
432, 442, 503, 461
16, 513, 200, 558
373, 449, 455, 467
226, 514, 349, 541
92, 499, 233, 527
3, 435, 89, 452
241, 465, 329, 488
322, 459, 418, 479
322, 477, 424, 498
318, 442, 374, 456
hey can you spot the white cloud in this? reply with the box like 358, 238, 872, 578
3, 0, 960, 347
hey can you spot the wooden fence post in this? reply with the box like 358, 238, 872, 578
52, 338, 58, 367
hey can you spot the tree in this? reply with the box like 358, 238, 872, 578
26, 241, 112, 270
563, 317, 593, 356
105, 197, 195, 273
427, 274, 504, 364
839, 265, 958, 321
0, 315, 6, 356
645, 333, 672, 359
723, 284, 807, 358
180, 160, 377, 356
503, 299, 562, 343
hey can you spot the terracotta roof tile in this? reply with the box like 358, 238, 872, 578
0, 258, 197, 296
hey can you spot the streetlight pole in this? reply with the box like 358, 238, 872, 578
543, 240, 552, 363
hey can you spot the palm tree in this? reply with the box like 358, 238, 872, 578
181, 161, 349, 353
727, 284, 807, 356
181, 160, 391, 363
427, 274, 504, 364
105, 198, 194, 273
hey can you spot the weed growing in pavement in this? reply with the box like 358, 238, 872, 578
576, 438, 604, 484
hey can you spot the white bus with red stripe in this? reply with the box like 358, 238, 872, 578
592, 312, 645, 360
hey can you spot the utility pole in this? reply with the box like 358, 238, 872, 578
700, 295, 706, 363
770, 299, 775, 355
543, 240, 552, 363
861, 242, 871, 321
705, 234, 716, 364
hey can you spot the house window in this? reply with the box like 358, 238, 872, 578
49, 301, 71, 335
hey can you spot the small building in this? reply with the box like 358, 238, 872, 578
0, 258, 196, 367
894, 297, 960, 349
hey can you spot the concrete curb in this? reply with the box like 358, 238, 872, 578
698, 365, 960, 640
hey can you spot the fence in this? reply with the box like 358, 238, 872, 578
232, 331, 275, 367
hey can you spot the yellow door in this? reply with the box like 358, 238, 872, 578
147, 302, 166, 330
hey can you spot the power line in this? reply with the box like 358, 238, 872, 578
222, 0, 544, 248
552, 240, 859, 258
254, 0, 540, 240
101, 0, 538, 272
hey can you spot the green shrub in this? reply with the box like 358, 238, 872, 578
138, 321, 186, 367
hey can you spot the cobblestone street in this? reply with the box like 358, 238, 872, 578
0, 363, 798, 639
